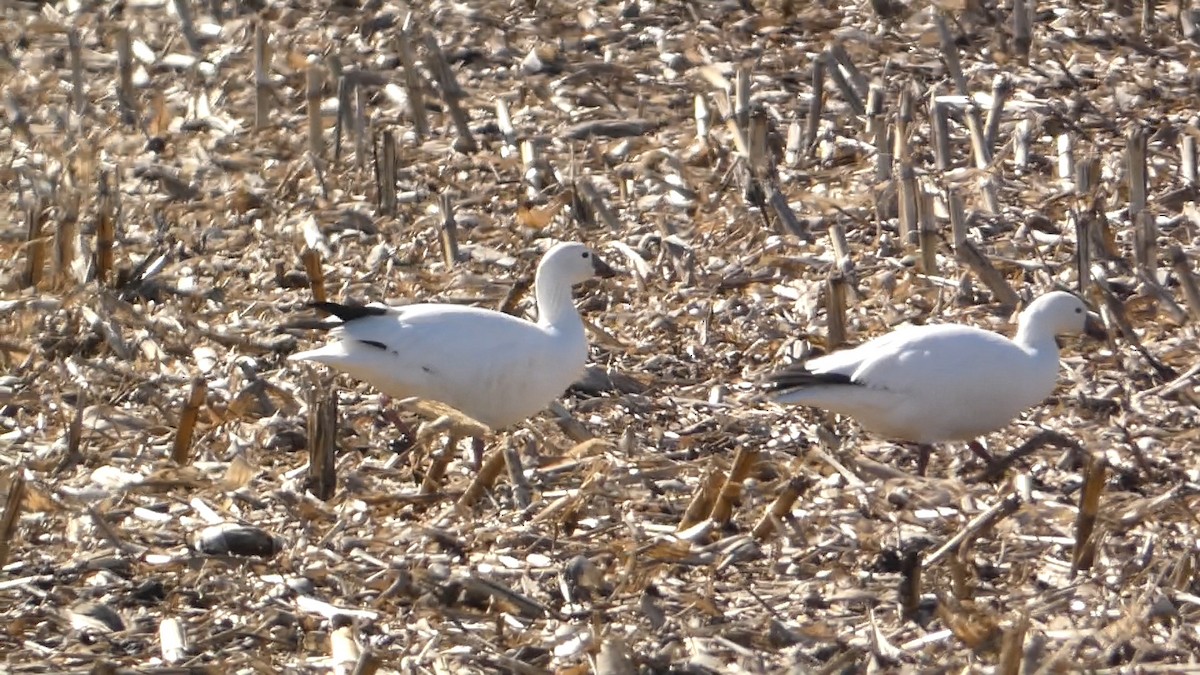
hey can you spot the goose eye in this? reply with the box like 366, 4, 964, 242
1075, 307, 1082, 314
581, 252, 590, 259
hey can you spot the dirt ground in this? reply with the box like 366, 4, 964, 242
1, 0, 1199, 672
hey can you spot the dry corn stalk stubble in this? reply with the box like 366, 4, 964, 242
0, 0, 1197, 672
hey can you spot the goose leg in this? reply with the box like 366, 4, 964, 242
377, 393, 404, 432
376, 394, 418, 454
967, 440, 994, 464
469, 436, 486, 470
915, 444, 933, 476
421, 431, 460, 493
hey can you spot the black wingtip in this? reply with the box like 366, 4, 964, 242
760, 365, 855, 393
308, 301, 389, 323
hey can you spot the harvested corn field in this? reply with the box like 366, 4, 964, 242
2, 0, 1200, 672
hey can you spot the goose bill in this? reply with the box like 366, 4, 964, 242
591, 255, 618, 278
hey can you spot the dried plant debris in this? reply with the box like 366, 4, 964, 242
1, 0, 1199, 672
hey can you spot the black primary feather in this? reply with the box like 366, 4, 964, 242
309, 301, 388, 323
357, 339, 387, 350
762, 365, 856, 393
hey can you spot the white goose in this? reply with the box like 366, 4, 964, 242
762, 291, 1106, 473
290, 241, 616, 430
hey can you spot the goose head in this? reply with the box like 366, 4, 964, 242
1019, 291, 1107, 343
538, 241, 617, 286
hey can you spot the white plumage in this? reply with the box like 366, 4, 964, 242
763, 291, 1106, 445
289, 241, 615, 429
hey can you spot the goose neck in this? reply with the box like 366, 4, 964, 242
1014, 319, 1058, 357
535, 274, 582, 331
